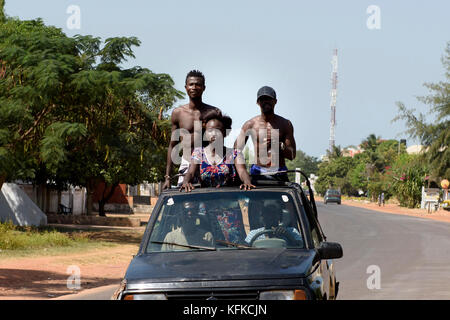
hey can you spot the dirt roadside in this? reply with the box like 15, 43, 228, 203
1, 203, 449, 300
336, 198, 450, 224
0, 216, 148, 300
0, 243, 139, 300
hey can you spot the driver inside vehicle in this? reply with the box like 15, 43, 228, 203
161, 201, 214, 251
245, 203, 302, 246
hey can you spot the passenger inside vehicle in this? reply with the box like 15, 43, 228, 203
245, 203, 302, 245
148, 192, 304, 252
161, 201, 214, 251
212, 202, 246, 244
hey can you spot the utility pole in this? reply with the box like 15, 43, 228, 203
398, 139, 406, 155
329, 48, 338, 153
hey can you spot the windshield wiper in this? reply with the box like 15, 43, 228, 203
215, 240, 260, 249
150, 241, 216, 251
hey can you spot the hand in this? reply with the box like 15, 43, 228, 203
240, 179, 255, 191
274, 226, 296, 243
180, 182, 194, 192
162, 178, 171, 190
274, 226, 288, 237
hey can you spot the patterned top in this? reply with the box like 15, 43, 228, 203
216, 209, 244, 244
192, 147, 241, 187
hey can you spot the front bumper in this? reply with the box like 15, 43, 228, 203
113, 278, 314, 300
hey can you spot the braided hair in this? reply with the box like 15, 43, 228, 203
201, 109, 232, 148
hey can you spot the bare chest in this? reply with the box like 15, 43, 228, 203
252, 120, 287, 139
177, 110, 202, 132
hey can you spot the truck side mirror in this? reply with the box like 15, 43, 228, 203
317, 242, 343, 260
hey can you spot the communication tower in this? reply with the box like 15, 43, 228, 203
329, 48, 338, 153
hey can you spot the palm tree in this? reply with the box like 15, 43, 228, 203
360, 134, 380, 153
394, 42, 450, 180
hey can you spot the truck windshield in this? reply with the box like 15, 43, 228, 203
146, 191, 305, 252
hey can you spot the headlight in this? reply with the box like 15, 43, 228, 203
123, 293, 167, 300
259, 290, 307, 300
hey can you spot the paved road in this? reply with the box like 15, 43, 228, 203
318, 202, 450, 299
65, 202, 450, 300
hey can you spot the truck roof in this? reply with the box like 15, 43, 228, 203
161, 181, 303, 196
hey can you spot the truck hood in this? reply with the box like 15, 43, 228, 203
124, 248, 317, 284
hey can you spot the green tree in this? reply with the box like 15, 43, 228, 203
42, 36, 183, 216
315, 156, 356, 195
326, 145, 343, 159
359, 134, 384, 173
361, 134, 380, 153
376, 139, 405, 168
347, 162, 368, 193
286, 150, 320, 181
0, 0, 5, 23
0, 9, 183, 215
394, 42, 450, 181
389, 154, 429, 208
0, 18, 80, 190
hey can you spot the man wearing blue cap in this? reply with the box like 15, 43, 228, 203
235, 86, 296, 181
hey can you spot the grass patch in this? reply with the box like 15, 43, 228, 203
0, 241, 118, 259
0, 221, 144, 258
0, 220, 94, 251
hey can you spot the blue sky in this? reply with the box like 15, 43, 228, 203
5, 0, 450, 157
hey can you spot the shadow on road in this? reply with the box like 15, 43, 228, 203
0, 268, 121, 299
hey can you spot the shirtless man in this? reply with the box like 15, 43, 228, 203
162, 70, 222, 189
235, 86, 296, 181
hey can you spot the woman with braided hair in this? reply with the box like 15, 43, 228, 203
180, 110, 254, 192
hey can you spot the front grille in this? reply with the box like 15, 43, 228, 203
166, 290, 259, 300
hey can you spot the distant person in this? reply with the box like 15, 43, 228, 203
162, 70, 222, 189
235, 86, 296, 181
161, 201, 213, 251
180, 110, 254, 191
